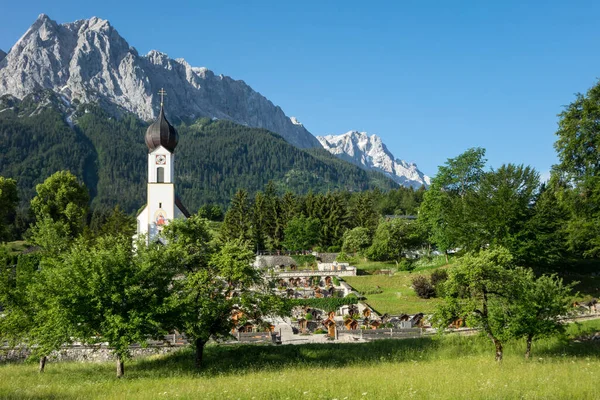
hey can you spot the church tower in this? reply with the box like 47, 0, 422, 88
136, 89, 189, 243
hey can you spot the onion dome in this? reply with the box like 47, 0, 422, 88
145, 105, 178, 152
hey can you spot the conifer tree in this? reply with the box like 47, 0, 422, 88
0, 177, 18, 242
251, 191, 267, 252
319, 192, 349, 249
263, 181, 282, 248
349, 191, 379, 234
221, 189, 251, 242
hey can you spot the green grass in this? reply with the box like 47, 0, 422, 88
340, 256, 453, 315
346, 254, 600, 315
344, 273, 441, 315
2, 321, 600, 399
350, 259, 399, 274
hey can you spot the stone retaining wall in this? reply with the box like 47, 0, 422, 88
1, 345, 183, 363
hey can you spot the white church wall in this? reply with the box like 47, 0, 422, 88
148, 146, 174, 183
146, 184, 176, 241
136, 205, 149, 236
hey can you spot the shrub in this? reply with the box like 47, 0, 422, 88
313, 328, 327, 334
361, 286, 384, 295
291, 255, 317, 267
412, 275, 435, 299
430, 269, 449, 297
398, 259, 415, 271
327, 245, 341, 252
336, 252, 352, 262
430, 269, 448, 287
305, 313, 313, 321
332, 277, 340, 286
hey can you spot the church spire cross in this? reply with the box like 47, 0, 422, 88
158, 88, 167, 108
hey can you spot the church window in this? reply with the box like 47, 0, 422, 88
157, 167, 165, 183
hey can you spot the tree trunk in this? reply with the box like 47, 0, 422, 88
444, 251, 449, 264
38, 356, 47, 373
195, 338, 206, 369
116, 355, 125, 378
525, 334, 533, 360
493, 338, 503, 362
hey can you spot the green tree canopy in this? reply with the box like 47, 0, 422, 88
164, 216, 279, 369
434, 248, 519, 361
342, 227, 372, 255
29, 171, 89, 239
44, 235, 177, 377
0, 177, 18, 242
282, 216, 321, 251
419, 148, 487, 257
504, 273, 574, 359
367, 219, 421, 262
553, 81, 600, 257
221, 189, 251, 243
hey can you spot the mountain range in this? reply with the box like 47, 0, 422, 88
0, 14, 319, 148
317, 131, 430, 188
0, 14, 429, 210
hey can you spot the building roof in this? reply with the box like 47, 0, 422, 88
254, 255, 297, 268
175, 196, 191, 218
145, 105, 178, 153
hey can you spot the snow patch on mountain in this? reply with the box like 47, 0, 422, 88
317, 131, 430, 188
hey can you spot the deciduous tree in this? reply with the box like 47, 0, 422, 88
435, 248, 519, 361
342, 227, 372, 256
282, 216, 321, 252
367, 219, 421, 262
554, 82, 600, 257
504, 273, 574, 359
45, 235, 177, 378
29, 171, 89, 238
419, 148, 486, 259
164, 216, 278, 369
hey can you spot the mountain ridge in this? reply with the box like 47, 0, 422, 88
0, 14, 431, 189
0, 14, 320, 148
0, 90, 397, 213
317, 131, 430, 188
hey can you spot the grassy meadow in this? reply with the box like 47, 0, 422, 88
344, 273, 441, 315
344, 255, 600, 316
343, 257, 450, 315
2, 320, 599, 399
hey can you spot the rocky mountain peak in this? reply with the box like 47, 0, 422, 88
317, 131, 430, 188
0, 49, 6, 63
0, 15, 321, 148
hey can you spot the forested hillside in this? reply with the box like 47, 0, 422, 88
0, 91, 398, 216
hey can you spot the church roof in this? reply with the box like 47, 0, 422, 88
145, 105, 178, 152
175, 196, 191, 218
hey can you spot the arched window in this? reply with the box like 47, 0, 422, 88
157, 167, 165, 183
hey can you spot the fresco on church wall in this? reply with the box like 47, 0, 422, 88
154, 209, 167, 229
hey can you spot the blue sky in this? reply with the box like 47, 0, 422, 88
1, 0, 599, 177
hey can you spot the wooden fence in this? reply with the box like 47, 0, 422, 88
360, 328, 423, 340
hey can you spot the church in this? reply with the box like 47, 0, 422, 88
136, 91, 190, 243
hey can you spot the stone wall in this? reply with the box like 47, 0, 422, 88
1, 345, 183, 363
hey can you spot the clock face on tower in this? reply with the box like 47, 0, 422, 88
155, 155, 166, 165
